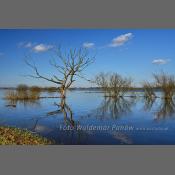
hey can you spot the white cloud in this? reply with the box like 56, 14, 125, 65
33, 44, 53, 53
109, 33, 133, 47
18, 42, 54, 53
152, 59, 170, 65
83, 42, 95, 48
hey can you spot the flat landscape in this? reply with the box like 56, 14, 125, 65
0, 29, 175, 144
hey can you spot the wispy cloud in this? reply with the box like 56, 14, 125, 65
32, 44, 53, 53
18, 42, 33, 48
18, 42, 53, 53
83, 42, 95, 48
152, 59, 170, 65
109, 33, 133, 47
25, 42, 32, 48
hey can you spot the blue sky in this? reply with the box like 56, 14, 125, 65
0, 29, 175, 87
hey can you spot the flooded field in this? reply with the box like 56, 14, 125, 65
0, 89, 175, 144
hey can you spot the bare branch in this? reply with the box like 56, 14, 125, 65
95, 72, 132, 97
25, 47, 95, 98
25, 59, 62, 84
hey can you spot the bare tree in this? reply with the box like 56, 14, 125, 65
95, 72, 132, 97
25, 47, 94, 98
95, 72, 109, 96
142, 81, 156, 98
153, 71, 175, 99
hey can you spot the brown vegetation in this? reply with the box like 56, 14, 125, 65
142, 81, 156, 98
0, 127, 52, 145
5, 86, 40, 100
153, 71, 175, 99
95, 72, 132, 97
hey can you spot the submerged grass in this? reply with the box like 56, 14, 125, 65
5, 89, 40, 100
0, 126, 52, 145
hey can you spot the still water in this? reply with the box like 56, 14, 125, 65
0, 89, 175, 145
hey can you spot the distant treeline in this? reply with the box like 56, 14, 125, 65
0, 86, 163, 91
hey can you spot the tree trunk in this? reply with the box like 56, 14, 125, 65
60, 88, 66, 98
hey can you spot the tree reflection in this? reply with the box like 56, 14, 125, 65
31, 98, 90, 144
92, 96, 136, 120
155, 98, 175, 120
47, 98, 75, 127
143, 97, 156, 112
5, 98, 40, 108
142, 97, 175, 120
31, 98, 75, 135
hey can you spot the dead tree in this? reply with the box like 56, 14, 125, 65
25, 47, 94, 98
153, 71, 175, 99
95, 72, 109, 96
95, 72, 132, 97
142, 81, 156, 99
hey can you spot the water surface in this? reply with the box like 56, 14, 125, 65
0, 90, 175, 145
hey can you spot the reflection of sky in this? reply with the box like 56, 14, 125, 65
1, 90, 175, 144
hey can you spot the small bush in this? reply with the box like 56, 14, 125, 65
17, 84, 28, 91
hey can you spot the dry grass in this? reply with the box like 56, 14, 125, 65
5, 89, 40, 100
0, 127, 52, 145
